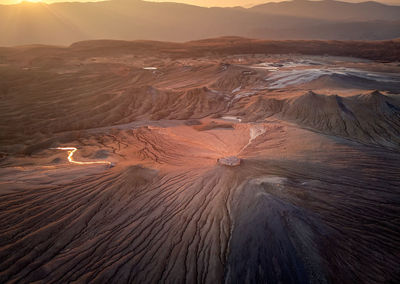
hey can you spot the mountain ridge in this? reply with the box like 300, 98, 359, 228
2, 37, 400, 62
1, 0, 399, 46
251, 0, 400, 21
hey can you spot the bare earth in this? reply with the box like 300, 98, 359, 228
0, 39, 399, 283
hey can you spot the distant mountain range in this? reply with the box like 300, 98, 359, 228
1, 0, 400, 46
249, 0, 400, 21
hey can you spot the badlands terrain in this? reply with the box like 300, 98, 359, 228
0, 38, 399, 283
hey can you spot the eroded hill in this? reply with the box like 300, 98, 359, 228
0, 40, 399, 283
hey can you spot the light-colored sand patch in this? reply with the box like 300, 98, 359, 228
251, 176, 287, 185
51, 147, 112, 166
238, 125, 266, 154
221, 116, 242, 122
266, 67, 400, 89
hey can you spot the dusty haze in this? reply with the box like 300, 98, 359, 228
0, 0, 400, 283
1, 0, 400, 46
1, 0, 400, 6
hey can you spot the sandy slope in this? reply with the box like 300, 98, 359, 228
0, 43, 399, 283
1, 123, 399, 283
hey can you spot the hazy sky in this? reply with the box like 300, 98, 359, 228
1, 0, 399, 6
